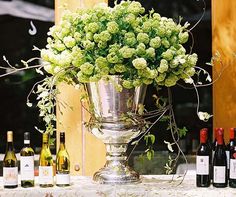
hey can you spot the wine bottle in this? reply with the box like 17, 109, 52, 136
196, 128, 211, 187
225, 129, 233, 176
3, 131, 18, 188
213, 128, 227, 187
228, 128, 236, 154
229, 128, 236, 188
39, 133, 54, 187
212, 128, 218, 156
56, 131, 70, 187
20, 132, 35, 187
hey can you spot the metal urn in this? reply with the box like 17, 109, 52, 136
86, 76, 147, 184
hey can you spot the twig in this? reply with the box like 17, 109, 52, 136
127, 105, 170, 161
189, 0, 206, 31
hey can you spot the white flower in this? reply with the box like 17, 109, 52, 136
184, 77, 194, 84
164, 141, 174, 152
198, 112, 213, 122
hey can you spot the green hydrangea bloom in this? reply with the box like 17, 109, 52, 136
82, 40, 95, 50
87, 22, 100, 33
80, 62, 94, 75
158, 59, 169, 73
127, 1, 145, 15
77, 71, 90, 83
161, 38, 170, 48
179, 31, 189, 44
86, 32, 94, 41
143, 78, 153, 85
89, 74, 101, 82
63, 36, 76, 48
132, 58, 147, 69
122, 80, 133, 89
155, 73, 166, 83
133, 79, 142, 87
99, 31, 112, 42
185, 67, 195, 77
142, 21, 152, 32
146, 68, 158, 79
164, 74, 178, 87
162, 49, 174, 61
146, 47, 156, 59
125, 13, 136, 24
98, 41, 107, 49
119, 46, 135, 58
107, 52, 119, 63
53, 41, 66, 52
74, 32, 82, 42
137, 33, 149, 44
93, 33, 100, 43
114, 64, 126, 73
107, 21, 119, 34
153, 13, 161, 20
95, 57, 109, 68
150, 37, 161, 49
187, 53, 198, 66
136, 43, 146, 55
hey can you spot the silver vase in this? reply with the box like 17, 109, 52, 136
86, 76, 147, 184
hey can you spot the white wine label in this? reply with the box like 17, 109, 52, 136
20, 156, 34, 181
226, 151, 230, 169
196, 156, 209, 175
24, 140, 30, 144
230, 159, 236, 179
3, 167, 18, 186
214, 166, 226, 183
39, 166, 53, 185
56, 173, 70, 185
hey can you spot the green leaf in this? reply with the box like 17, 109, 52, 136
149, 134, 155, 145
178, 126, 188, 138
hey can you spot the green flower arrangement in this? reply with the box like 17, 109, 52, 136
0, 0, 215, 175
41, 1, 198, 89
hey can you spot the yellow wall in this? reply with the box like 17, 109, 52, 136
55, 0, 106, 175
212, 0, 236, 141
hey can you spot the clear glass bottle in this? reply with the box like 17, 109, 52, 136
3, 131, 18, 188
20, 132, 35, 187
56, 131, 70, 187
39, 133, 54, 187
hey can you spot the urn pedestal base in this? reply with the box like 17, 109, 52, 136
93, 143, 140, 184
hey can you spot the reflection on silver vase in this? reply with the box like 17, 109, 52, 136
86, 76, 147, 184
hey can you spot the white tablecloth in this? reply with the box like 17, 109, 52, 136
0, 175, 235, 197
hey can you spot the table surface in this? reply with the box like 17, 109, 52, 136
0, 175, 235, 197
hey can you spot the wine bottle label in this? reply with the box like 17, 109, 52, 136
213, 166, 226, 183
20, 156, 34, 181
230, 159, 236, 179
3, 167, 18, 186
56, 173, 70, 185
226, 151, 230, 169
24, 140, 30, 144
39, 166, 54, 184
196, 156, 209, 175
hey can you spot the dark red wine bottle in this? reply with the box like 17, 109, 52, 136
227, 128, 235, 176
213, 128, 227, 187
196, 128, 211, 187
229, 128, 236, 188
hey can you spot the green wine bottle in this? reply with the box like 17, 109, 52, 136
20, 132, 35, 187
3, 131, 18, 188
39, 133, 54, 187
56, 131, 70, 187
